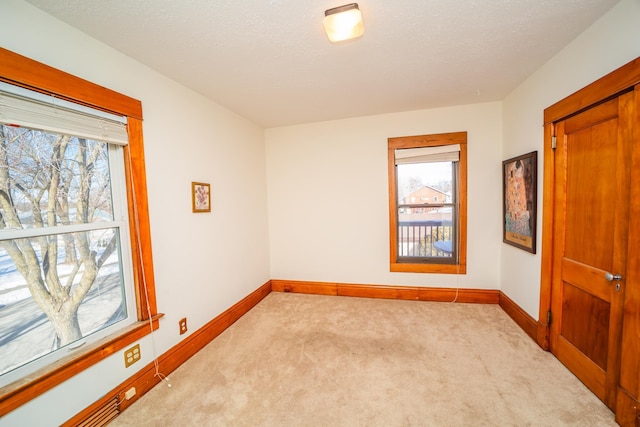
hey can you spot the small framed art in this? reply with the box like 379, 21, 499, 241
503, 151, 537, 253
192, 182, 211, 213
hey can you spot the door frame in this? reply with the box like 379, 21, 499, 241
538, 57, 640, 424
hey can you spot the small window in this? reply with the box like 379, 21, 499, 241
388, 132, 467, 274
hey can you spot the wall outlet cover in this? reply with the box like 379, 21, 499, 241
124, 344, 141, 368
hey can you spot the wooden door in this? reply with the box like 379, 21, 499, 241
549, 92, 633, 409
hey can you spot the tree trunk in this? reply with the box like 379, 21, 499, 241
50, 307, 83, 346
1, 128, 106, 349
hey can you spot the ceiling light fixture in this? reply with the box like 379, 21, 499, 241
323, 3, 364, 43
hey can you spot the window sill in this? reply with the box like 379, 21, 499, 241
0, 314, 164, 417
390, 262, 467, 274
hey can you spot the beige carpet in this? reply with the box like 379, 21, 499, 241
111, 292, 616, 426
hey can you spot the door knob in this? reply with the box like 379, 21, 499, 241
604, 272, 622, 282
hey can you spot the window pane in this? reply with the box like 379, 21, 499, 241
397, 161, 453, 205
396, 161, 455, 259
0, 228, 127, 377
397, 208, 454, 258
0, 125, 113, 230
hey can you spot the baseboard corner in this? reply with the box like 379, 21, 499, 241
498, 291, 538, 342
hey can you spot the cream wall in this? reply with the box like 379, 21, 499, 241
2, 0, 640, 424
266, 102, 503, 290
0, 0, 271, 425
500, 0, 640, 319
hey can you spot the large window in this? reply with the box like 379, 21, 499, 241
388, 132, 467, 274
0, 85, 136, 385
0, 47, 158, 416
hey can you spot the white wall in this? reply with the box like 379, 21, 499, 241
501, 0, 640, 319
266, 102, 503, 289
0, 1, 271, 425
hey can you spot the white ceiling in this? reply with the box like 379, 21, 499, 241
25, 0, 619, 128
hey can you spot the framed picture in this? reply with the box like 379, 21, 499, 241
191, 182, 211, 213
503, 151, 537, 253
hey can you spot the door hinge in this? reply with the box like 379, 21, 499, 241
551, 136, 557, 149
547, 310, 552, 325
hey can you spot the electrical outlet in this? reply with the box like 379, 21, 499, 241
179, 317, 188, 335
125, 387, 136, 400
124, 344, 141, 368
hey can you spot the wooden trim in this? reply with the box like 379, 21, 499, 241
615, 387, 640, 426
458, 140, 468, 273
619, 84, 640, 420
387, 132, 467, 274
389, 262, 467, 274
537, 122, 555, 351
271, 279, 498, 304
0, 47, 157, 416
387, 131, 468, 149
271, 280, 337, 295
0, 47, 142, 119
605, 91, 635, 409
388, 142, 400, 268
340, 283, 497, 303
544, 57, 640, 124
340, 283, 423, 300
125, 118, 158, 320
498, 292, 538, 342
0, 316, 162, 416
63, 281, 272, 426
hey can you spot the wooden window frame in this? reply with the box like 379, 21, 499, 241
388, 132, 467, 274
0, 47, 160, 416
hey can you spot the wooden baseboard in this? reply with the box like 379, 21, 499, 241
63, 281, 272, 426
536, 321, 550, 351
498, 291, 538, 342
271, 279, 499, 304
271, 280, 337, 295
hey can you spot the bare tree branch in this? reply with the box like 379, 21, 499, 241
1, 126, 116, 346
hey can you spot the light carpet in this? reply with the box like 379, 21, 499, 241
111, 292, 616, 426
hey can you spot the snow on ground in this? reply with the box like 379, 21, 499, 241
0, 251, 126, 381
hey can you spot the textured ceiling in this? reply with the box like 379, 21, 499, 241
25, 0, 619, 128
